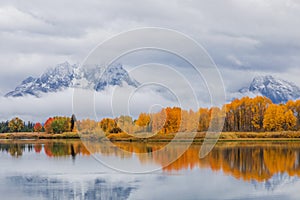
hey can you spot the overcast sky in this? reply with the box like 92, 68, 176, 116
0, 0, 300, 121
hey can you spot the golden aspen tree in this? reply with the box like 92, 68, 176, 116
287, 100, 300, 129
263, 104, 280, 131
198, 108, 210, 132
151, 109, 166, 134
251, 96, 272, 131
263, 104, 296, 131
283, 109, 297, 130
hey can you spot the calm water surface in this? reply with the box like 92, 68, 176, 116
0, 139, 300, 199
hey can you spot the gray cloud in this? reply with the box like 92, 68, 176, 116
0, 0, 300, 120
0, 86, 195, 122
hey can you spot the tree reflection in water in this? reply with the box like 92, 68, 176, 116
1, 140, 300, 182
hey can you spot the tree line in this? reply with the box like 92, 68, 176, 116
2, 96, 300, 134
78, 96, 300, 135
0, 114, 76, 134
0, 118, 35, 133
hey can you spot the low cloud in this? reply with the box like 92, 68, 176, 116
0, 84, 208, 122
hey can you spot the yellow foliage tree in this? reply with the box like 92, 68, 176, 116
263, 104, 296, 131
8, 117, 24, 132
283, 110, 297, 130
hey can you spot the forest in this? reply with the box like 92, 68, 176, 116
78, 96, 300, 135
1, 96, 300, 135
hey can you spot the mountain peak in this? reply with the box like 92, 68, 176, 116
5, 62, 140, 97
94, 63, 139, 91
239, 75, 300, 103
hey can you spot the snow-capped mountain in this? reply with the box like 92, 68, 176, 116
5, 62, 140, 97
238, 75, 300, 103
94, 63, 139, 91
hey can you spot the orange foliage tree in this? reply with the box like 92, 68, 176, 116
34, 122, 43, 132
36, 97, 300, 136
44, 118, 54, 134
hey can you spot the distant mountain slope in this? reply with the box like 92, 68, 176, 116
239, 75, 300, 103
5, 62, 140, 97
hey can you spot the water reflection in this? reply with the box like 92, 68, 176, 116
1, 140, 300, 183
0, 140, 90, 158
6, 175, 135, 200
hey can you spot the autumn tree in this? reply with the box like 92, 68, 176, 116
187, 109, 199, 132
162, 107, 182, 134
286, 100, 300, 129
135, 113, 151, 132
100, 118, 120, 133
263, 104, 296, 131
8, 117, 24, 132
44, 118, 54, 134
151, 109, 166, 134
76, 119, 103, 134
250, 96, 272, 131
51, 117, 71, 134
198, 108, 210, 132
283, 109, 297, 131
223, 96, 271, 132
117, 115, 134, 134
34, 122, 43, 132
209, 107, 225, 132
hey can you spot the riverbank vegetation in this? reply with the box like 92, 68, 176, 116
77, 96, 300, 140
2, 96, 300, 140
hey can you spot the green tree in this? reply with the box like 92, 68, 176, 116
51, 119, 66, 134
70, 114, 77, 132
0, 121, 9, 133
51, 117, 70, 134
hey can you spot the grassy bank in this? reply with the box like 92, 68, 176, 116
102, 131, 300, 142
0, 132, 80, 139
2, 131, 300, 142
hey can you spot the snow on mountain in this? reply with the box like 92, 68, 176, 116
238, 75, 300, 103
94, 63, 140, 91
7, 63, 300, 105
5, 62, 140, 97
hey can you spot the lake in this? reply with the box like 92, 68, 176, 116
0, 139, 300, 199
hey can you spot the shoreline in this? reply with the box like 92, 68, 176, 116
2, 131, 300, 142
0, 132, 80, 140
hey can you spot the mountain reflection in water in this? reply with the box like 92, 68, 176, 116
6, 175, 135, 200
